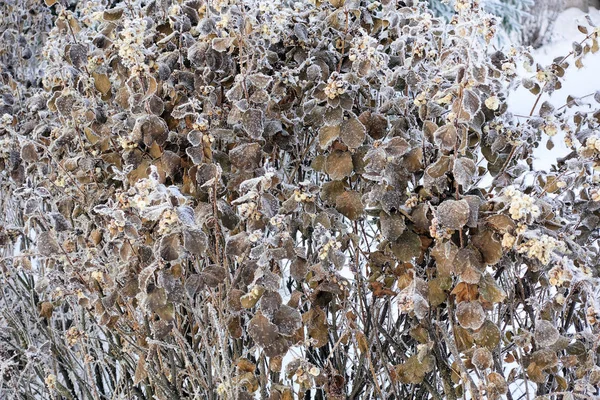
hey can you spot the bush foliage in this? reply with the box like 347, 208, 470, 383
1, 0, 600, 399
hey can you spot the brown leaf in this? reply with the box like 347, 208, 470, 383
133, 354, 148, 385
183, 229, 208, 256
37, 230, 60, 256
471, 229, 503, 265
303, 307, 329, 347
358, 111, 388, 139
534, 319, 560, 347
391, 230, 422, 262
395, 354, 435, 384
272, 305, 302, 336
39, 302, 54, 319
230, 143, 262, 171
340, 117, 366, 149
487, 372, 508, 395
248, 312, 280, 347
335, 191, 364, 220
453, 157, 476, 188
455, 301, 486, 330
478, 274, 506, 304
472, 347, 493, 370
451, 282, 479, 303
318, 125, 340, 149
436, 199, 470, 230
385, 137, 411, 158
241, 109, 264, 139
474, 320, 501, 350
462, 89, 481, 116
92, 72, 111, 95
159, 234, 180, 262
433, 124, 457, 151
325, 150, 353, 180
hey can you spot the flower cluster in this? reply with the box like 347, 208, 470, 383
516, 234, 564, 265
323, 73, 347, 100
115, 17, 148, 73
504, 186, 541, 221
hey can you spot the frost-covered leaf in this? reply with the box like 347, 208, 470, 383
474, 320, 501, 350
462, 89, 481, 116
391, 230, 421, 262
183, 229, 208, 255
272, 305, 302, 336
335, 191, 363, 220
248, 312, 279, 347
230, 143, 262, 171
318, 125, 340, 149
159, 234, 180, 262
433, 124, 457, 151
37, 231, 59, 256
340, 117, 366, 149
380, 211, 405, 241
436, 199, 469, 230
472, 347, 493, 370
241, 109, 264, 139
455, 301, 486, 330
395, 354, 434, 384
325, 150, 353, 180
453, 158, 476, 188
534, 319, 560, 347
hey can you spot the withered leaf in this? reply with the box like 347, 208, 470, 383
183, 229, 208, 256
487, 372, 508, 395
318, 125, 340, 150
335, 191, 364, 220
248, 312, 280, 347
259, 291, 282, 319
67, 43, 87, 69
320, 180, 345, 205
212, 37, 234, 52
472, 347, 493, 370
39, 302, 54, 319
534, 319, 560, 347
471, 229, 502, 265
455, 301, 486, 330
230, 143, 262, 171
433, 124, 457, 151
380, 211, 406, 241
241, 108, 264, 139
133, 355, 148, 385
462, 89, 481, 116
436, 199, 469, 230
391, 230, 421, 262
385, 137, 411, 158
478, 274, 506, 304
247, 73, 272, 89
159, 234, 180, 262
272, 305, 302, 336
240, 285, 265, 309
395, 354, 435, 384
358, 111, 387, 139
199, 266, 226, 288
325, 150, 353, 180
340, 117, 366, 149
37, 231, 59, 256
92, 72, 111, 95
303, 307, 329, 347
225, 232, 250, 257
451, 282, 479, 303
474, 320, 501, 350
453, 157, 476, 188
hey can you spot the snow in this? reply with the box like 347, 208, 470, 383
508, 7, 600, 173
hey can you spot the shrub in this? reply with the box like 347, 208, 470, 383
1, 0, 600, 399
